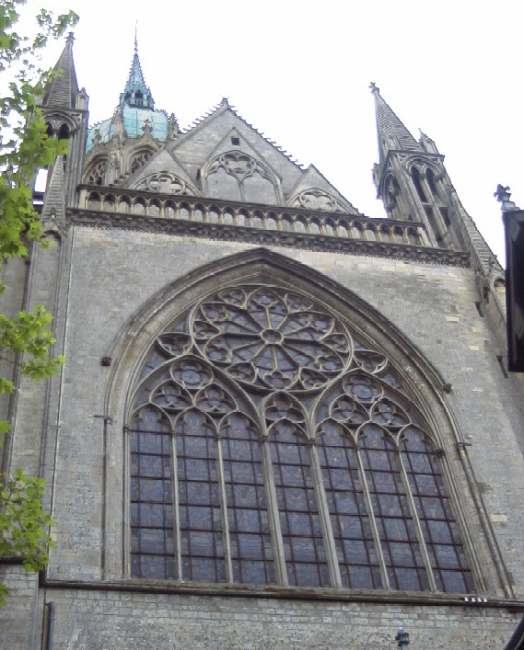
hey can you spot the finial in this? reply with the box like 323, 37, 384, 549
220, 97, 230, 107
370, 81, 380, 94
66, 31, 75, 45
495, 184, 520, 212
142, 118, 152, 136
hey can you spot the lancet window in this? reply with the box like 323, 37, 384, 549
129, 284, 473, 594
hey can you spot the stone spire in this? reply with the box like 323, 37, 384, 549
120, 35, 155, 110
42, 32, 79, 109
370, 82, 421, 161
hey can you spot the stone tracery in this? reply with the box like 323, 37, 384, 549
292, 188, 345, 212
134, 171, 196, 195
129, 282, 472, 593
204, 150, 280, 204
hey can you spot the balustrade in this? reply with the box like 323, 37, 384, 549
78, 185, 430, 247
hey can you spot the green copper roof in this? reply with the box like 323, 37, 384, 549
86, 106, 169, 151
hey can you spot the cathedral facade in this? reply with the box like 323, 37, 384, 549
1, 35, 524, 649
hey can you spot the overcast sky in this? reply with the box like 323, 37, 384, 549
23, 0, 524, 263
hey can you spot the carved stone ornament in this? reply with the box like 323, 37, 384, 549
134, 171, 191, 195
70, 206, 471, 268
191, 286, 352, 391
84, 158, 108, 186
130, 149, 154, 174
208, 150, 272, 183
292, 189, 344, 212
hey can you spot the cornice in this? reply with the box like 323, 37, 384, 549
67, 208, 470, 267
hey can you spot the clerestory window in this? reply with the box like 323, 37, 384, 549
128, 284, 473, 593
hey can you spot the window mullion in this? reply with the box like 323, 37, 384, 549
262, 439, 288, 586
170, 433, 182, 580
309, 443, 342, 588
356, 448, 391, 590
216, 435, 234, 583
398, 450, 438, 591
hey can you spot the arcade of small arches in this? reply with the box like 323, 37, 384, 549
80, 188, 426, 247
128, 283, 473, 594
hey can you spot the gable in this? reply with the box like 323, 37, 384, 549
171, 105, 304, 198
288, 165, 360, 214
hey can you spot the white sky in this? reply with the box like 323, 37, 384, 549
22, 0, 524, 263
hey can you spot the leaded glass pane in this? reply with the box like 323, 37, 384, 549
268, 417, 329, 587
130, 406, 175, 579
176, 409, 225, 582
359, 424, 429, 591
221, 413, 274, 584
318, 422, 382, 589
402, 427, 473, 593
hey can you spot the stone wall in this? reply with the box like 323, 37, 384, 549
5, 225, 524, 648
36, 588, 524, 650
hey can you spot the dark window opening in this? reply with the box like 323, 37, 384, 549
440, 207, 450, 226
58, 123, 70, 140
231, 137, 240, 146
426, 168, 439, 197
412, 167, 428, 203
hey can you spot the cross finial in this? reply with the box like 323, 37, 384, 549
494, 184, 520, 212
370, 81, 380, 94
66, 31, 75, 45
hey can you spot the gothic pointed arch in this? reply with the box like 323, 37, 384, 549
103, 248, 491, 593
201, 147, 281, 204
83, 154, 109, 186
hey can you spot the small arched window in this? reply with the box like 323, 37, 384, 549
411, 167, 428, 203
128, 284, 473, 593
135, 90, 144, 107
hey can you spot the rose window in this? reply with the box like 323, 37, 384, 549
192, 286, 351, 391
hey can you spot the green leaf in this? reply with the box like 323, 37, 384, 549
0, 0, 77, 608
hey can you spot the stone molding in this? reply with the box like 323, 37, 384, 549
40, 576, 524, 609
68, 208, 470, 267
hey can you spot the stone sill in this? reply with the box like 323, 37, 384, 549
41, 575, 524, 610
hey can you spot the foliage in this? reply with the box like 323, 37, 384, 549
0, 0, 78, 428
0, 469, 53, 606
0, 0, 78, 605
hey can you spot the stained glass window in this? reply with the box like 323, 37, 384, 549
129, 284, 473, 593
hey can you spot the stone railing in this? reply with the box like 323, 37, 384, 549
77, 185, 430, 247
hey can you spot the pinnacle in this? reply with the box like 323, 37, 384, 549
372, 84, 421, 161
121, 35, 155, 110
42, 32, 79, 108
